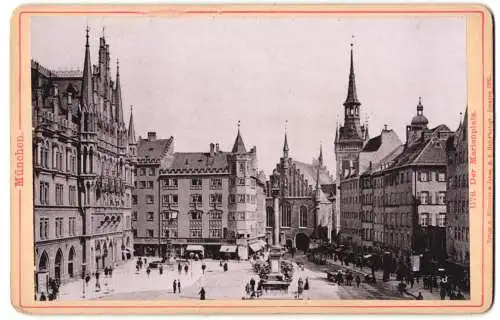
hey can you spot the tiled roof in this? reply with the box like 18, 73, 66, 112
388, 125, 450, 169
293, 160, 335, 186
365, 144, 404, 175
231, 130, 247, 154
170, 152, 229, 170
338, 125, 364, 142
53, 70, 83, 78
137, 137, 174, 160
361, 135, 382, 152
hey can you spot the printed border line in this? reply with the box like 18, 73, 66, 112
16, 7, 487, 310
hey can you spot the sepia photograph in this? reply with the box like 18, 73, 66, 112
29, 12, 472, 303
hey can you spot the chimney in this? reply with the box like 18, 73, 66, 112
215, 143, 219, 153
210, 143, 215, 156
147, 132, 157, 141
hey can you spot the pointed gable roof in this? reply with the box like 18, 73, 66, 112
231, 127, 247, 154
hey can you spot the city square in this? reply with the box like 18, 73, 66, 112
31, 16, 469, 301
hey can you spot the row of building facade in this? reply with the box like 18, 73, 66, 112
334, 44, 469, 286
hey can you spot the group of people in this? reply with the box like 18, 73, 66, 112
244, 277, 264, 299
37, 278, 60, 301
172, 279, 182, 294
295, 277, 309, 299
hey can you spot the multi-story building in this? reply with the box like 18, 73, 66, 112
334, 43, 369, 235
154, 127, 266, 260
32, 29, 135, 291
265, 136, 335, 251
131, 131, 174, 256
368, 145, 404, 251
379, 99, 453, 265
445, 109, 469, 290
339, 127, 403, 251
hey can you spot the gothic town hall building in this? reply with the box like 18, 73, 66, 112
32, 29, 135, 291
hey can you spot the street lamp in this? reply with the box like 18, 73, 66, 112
81, 263, 87, 299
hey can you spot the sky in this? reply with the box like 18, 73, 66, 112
31, 16, 466, 176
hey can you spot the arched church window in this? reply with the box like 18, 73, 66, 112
299, 206, 308, 228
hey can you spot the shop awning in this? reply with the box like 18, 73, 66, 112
186, 245, 204, 252
219, 245, 237, 253
249, 240, 266, 252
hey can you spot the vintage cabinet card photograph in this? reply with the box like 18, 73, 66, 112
10, 3, 493, 314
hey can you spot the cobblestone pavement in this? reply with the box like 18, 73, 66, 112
87, 257, 415, 301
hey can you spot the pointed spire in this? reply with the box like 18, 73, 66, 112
335, 113, 341, 143
115, 58, 124, 123
315, 144, 321, 200
231, 120, 247, 154
81, 25, 93, 111
128, 105, 136, 145
344, 36, 360, 106
283, 120, 289, 158
318, 143, 323, 166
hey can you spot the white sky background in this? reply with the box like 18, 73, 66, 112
31, 16, 466, 176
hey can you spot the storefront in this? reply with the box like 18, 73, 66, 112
219, 245, 238, 260
248, 240, 266, 254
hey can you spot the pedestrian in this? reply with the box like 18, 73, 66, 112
109, 266, 114, 278
95, 271, 101, 290
39, 292, 47, 301
346, 272, 353, 286
416, 292, 424, 300
85, 274, 91, 286
355, 275, 361, 288
136, 264, 140, 273
398, 281, 406, 296
173, 279, 177, 294
449, 291, 456, 300
410, 276, 415, 288
245, 283, 251, 296
304, 277, 309, 290
297, 278, 304, 299
178, 262, 182, 274
202, 263, 206, 274
159, 265, 164, 275
146, 267, 151, 278
144, 258, 147, 266
440, 287, 446, 300
177, 279, 181, 293
250, 278, 256, 292
184, 264, 189, 274
199, 287, 206, 300
224, 262, 228, 272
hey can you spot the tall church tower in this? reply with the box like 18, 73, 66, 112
334, 41, 369, 234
